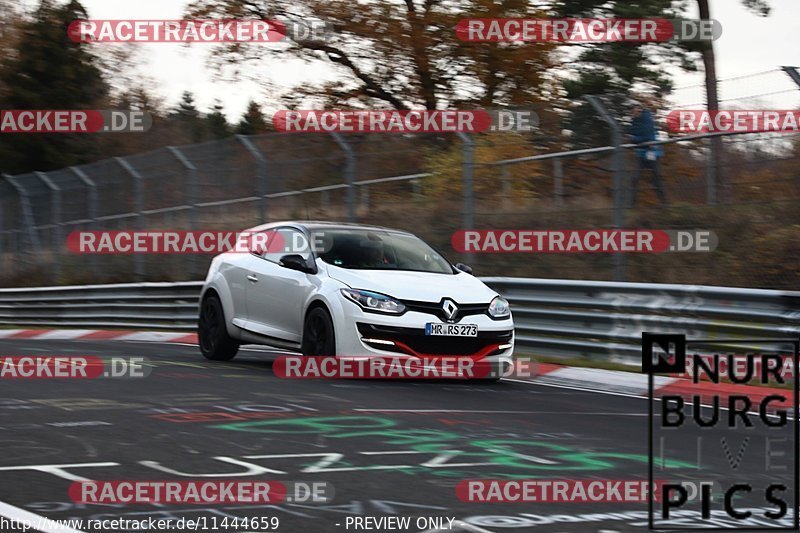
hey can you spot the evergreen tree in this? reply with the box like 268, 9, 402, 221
555, 0, 680, 146
205, 101, 231, 139
170, 91, 207, 142
236, 101, 269, 135
0, 0, 109, 174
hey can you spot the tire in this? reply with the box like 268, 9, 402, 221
198, 294, 240, 361
301, 307, 336, 356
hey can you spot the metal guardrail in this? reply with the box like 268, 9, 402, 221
1, 279, 798, 361
0, 282, 202, 331
485, 278, 800, 362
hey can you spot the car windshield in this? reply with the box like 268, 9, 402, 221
313, 229, 454, 274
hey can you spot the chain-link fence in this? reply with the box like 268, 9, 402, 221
2, 72, 799, 289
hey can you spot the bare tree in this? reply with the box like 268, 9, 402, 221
185, 0, 556, 110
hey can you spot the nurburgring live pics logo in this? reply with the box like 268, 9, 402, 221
643, 333, 800, 529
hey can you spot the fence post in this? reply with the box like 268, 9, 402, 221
70, 167, 98, 222
782, 67, 800, 199
167, 147, 198, 229
35, 171, 63, 281
500, 164, 510, 209
236, 134, 268, 222
553, 158, 564, 206
781, 65, 800, 89
167, 146, 200, 279
705, 139, 717, 205
360, 184, 370, 211
0, 180, 4, 263
330, 133, 356, 221
4, 174, 43, 267
70, 166, 98, 277
585, 95, 624, 282
412, 178, 422, 197
457, 132, 474, 232
115, 157, 145, 280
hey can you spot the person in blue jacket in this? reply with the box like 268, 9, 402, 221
628, 101, 667, 207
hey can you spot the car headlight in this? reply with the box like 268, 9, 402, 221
488, 296, 510, 318
341, 289, 406, 314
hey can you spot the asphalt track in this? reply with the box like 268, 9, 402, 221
0, 339, 796, 533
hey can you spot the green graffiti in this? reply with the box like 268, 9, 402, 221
214, 415, 695, 475
216, 415, 397, 435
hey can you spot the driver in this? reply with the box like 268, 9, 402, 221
357, 239, 387, 267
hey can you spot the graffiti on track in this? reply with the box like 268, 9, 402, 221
214, 415, 694, 478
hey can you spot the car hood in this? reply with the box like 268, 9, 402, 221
324, 265, 497, 303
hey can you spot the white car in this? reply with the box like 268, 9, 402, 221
198, 221, 514, 375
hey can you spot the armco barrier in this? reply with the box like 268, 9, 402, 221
0, 282, 202, 331
1, 278, 798, 362
484, 277, 800, 363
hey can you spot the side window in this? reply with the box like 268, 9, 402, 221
262, 228, 312, 264
249, 230, 275, 257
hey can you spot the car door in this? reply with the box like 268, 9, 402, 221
245, 227, 317, 343
221, 231, 272, 330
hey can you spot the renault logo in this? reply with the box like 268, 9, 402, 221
442, 299, 458, 320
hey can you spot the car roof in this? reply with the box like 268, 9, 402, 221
245, 220, 413, 235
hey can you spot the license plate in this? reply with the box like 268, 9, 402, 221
425, 323, 478, 337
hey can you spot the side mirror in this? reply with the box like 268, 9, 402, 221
279, 254, 316, 274
454, 262, 473, 274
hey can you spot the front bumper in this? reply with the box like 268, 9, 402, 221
356, 323, 513, 358
335, 299, 515, 368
